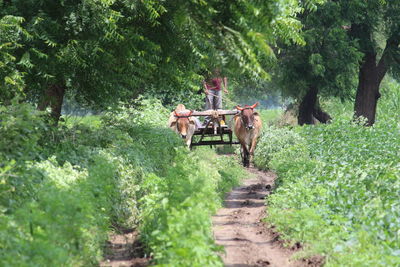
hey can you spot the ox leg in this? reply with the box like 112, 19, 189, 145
240, 143, 250, 167
189, 137, 194, 150
244, 148, 250, 167
249, 138, 258, 164
187, 125, 196, 149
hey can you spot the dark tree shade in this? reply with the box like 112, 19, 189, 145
344, 1, 400, 125
275, 1, 362, 124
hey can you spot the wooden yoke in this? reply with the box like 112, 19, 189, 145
191, 109, 239, 117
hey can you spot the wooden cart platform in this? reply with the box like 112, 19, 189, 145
190, 109, 240, 148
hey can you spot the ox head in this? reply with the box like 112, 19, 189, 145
236, 102, 259, 130
170, 110, 194, 139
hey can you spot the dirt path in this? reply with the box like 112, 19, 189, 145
100, 230, 149, 267
212, 167, 323, 267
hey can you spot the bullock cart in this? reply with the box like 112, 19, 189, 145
190, 109, 240, 148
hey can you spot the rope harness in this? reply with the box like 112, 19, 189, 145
236, 103, 258, 128
174, 111, 193, 132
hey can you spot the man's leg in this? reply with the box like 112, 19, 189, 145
215, 89, 222, 109
212, 90, 224, 125
203, 92, 213, 126
205, 93, 213, 110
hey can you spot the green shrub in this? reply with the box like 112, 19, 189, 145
140, 149, 242, 266
0, 101, 46, 163
1, 97, 244, 266
0, 155, 118, 266
254, 126, 305, 169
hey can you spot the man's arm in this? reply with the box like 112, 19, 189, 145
203, 80, 209, 94
223, 77, 228, 93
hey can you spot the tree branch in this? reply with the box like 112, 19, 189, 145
377, 34, 400, 82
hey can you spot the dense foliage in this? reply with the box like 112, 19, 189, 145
0, 0, 324, 118
277, 1, 361, 101
0, 15, 26, 101
254, 81, 400, 266
274, 0, 400, 125
0, 98, 244, 266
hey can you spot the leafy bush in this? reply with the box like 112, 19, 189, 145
0, 97, 244, 266
254, 126, 305, 169
0, 101, 46, 163
0, 155, 120, 266
140, 150, 242, 266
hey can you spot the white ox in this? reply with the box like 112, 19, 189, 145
168, 104, 201, 147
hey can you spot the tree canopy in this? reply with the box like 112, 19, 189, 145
0, 15, 26, 101
0, 0, 324, 121
278, 2, 361, 99
274, 0, 400, 125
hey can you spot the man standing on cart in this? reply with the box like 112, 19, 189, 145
203, 68, 228, 110
202, 68, 228, 125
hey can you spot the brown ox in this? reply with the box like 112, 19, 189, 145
233, 102, 262, 167
168, 104, 200, 147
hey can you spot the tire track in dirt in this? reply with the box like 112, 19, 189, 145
212, 167, 323, 267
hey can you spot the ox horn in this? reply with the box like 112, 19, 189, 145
251, 102, 259, 109
236, 105, 244, 111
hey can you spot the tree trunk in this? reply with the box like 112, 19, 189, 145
298, 87, 332, 126
353, 30, 400, 126
353, 52, 383, 126
38, 84, 66, 124
313, 105, 332, 123
298, 87, 318, 125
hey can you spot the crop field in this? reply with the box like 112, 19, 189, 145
255, 80, 400, 266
